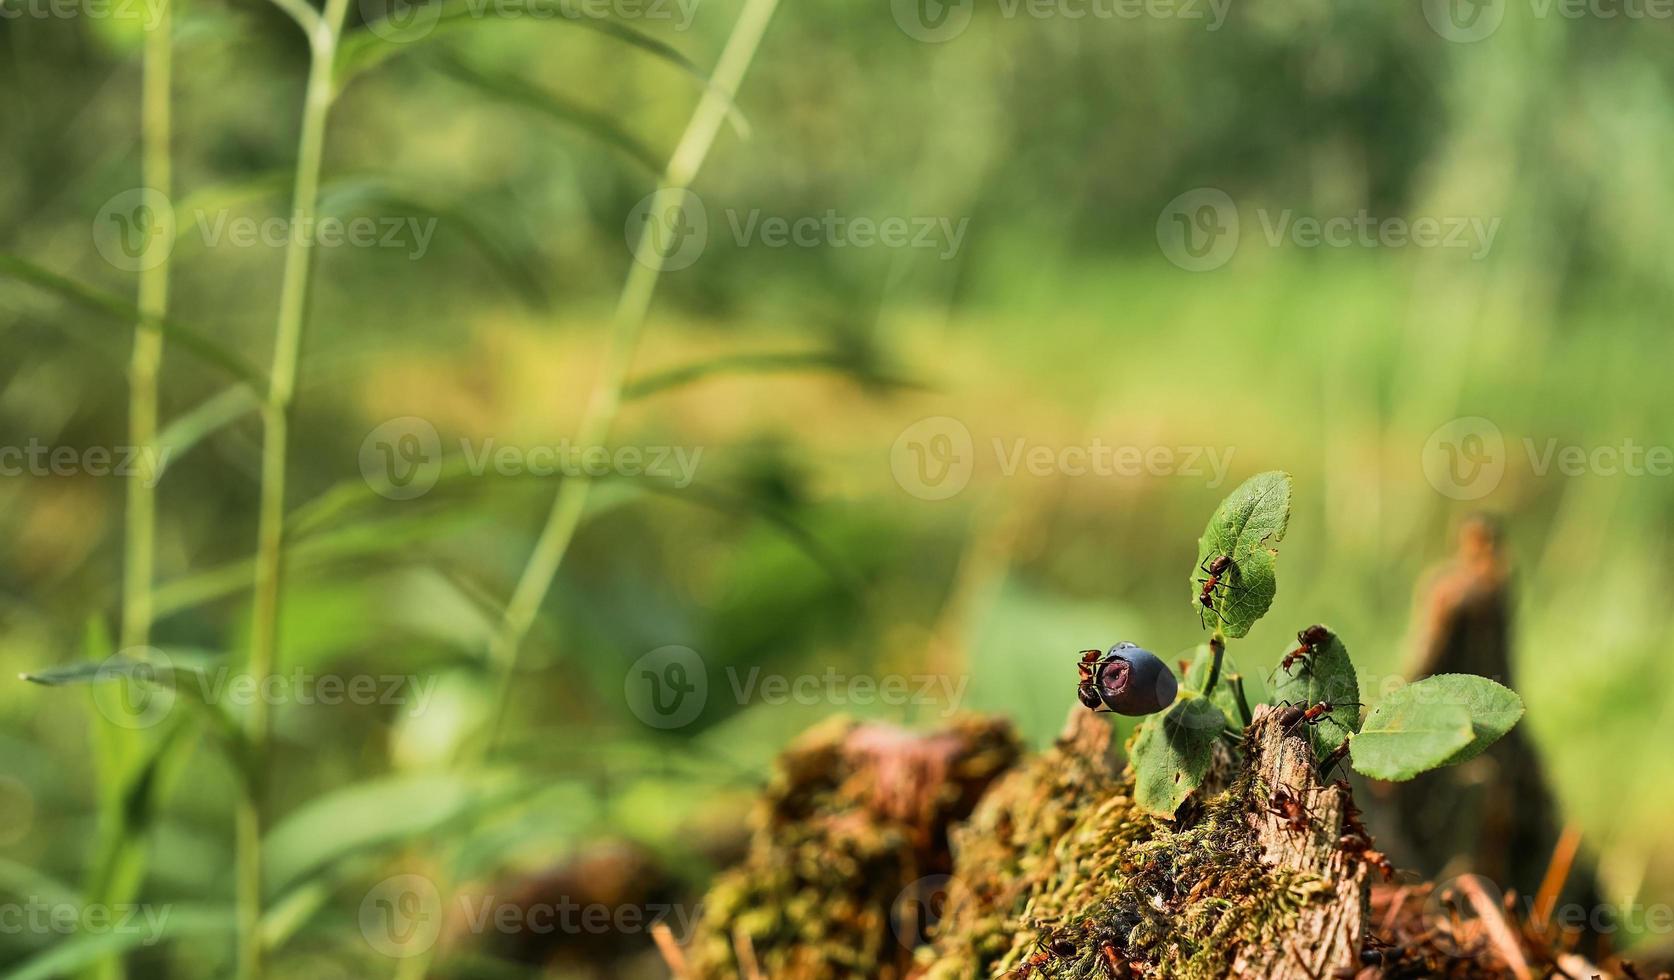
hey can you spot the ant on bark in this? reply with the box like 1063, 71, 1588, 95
1264, 785, 1312, 837
1335, 785, 1396, 880
1194, 554, 1243, 628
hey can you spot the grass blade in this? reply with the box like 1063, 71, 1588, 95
0, 256, 265, 390
425, 51, 662, 173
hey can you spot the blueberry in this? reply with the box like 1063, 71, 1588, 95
1080, 642, 1177, 716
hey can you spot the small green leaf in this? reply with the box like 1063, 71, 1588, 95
1379, 674, 1524, 768
1132, 693, 1226, 816
1270, 626, 1360, 759
1349, 688, 1484, 782
1191, 471, 1292, 638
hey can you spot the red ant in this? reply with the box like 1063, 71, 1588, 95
1337, 833, 1395, 881
1264, 785, 1312, 837
1277, 624, 1331, 677
1336, 787, 1395, 880
1011, 929, 1078, 979
1277, 699, 1362, 739
1195, 554, 1240, 628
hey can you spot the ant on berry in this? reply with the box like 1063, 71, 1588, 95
1194, 554, 1242, 628
1276, 624, 1331, 679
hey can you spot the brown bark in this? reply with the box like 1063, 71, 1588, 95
1233, 705, 1369, 980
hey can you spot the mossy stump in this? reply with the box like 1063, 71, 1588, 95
682, 706, 1372, 979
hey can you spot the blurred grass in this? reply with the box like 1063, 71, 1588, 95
4, 0, 1674, 974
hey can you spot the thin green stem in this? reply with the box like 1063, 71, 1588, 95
241, 5, 350, 978
122, 0, 171, 654
1227, 672, 1253, 728
94, 4, 173, 977
1201, 634, 1226, 696
481, 0, 782, 742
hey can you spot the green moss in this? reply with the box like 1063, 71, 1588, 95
922, 720, 1330, 980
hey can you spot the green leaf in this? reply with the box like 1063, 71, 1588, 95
0, 255, 267, 389
262, 774, 477, 898
1191, 471, 1292, 637
155, 386, 261, 469
1132, 693, 1226, 816
1378, 673, 1524, 769
1270, 626, 1361, 759
623, 349, 922, 401
1349, 699, 1475, 782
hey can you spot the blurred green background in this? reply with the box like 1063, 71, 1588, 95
3, 0, 1673, 975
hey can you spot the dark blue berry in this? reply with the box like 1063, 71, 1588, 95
1082, 642, 1177, 716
